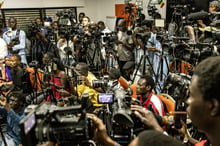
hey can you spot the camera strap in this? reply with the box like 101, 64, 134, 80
15, 29, 20, 40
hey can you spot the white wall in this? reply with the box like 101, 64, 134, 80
77, 0, 167, 23
2, 0, 167, 27
2, 0, 85, 8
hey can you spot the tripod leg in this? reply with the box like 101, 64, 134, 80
132, 55, 144, 84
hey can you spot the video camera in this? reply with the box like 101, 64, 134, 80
92, 75, 109, 88
103, 32, 118, 44
19, 102, 93, 146
164, 73, 191, 129
135, 28, 151, 43
27, 22, 41, 34
56, 9, 76, 26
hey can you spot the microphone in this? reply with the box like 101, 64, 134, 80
187, 11, 209, 20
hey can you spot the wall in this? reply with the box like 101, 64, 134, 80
77, 0, 167, 23
2, 0, 167, 27
1, 0, 85, 8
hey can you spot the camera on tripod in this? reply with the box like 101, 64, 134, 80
56, 9, 76, 26
19, 102, 93, 146
135, 28, 151, 42
124, 0, 135, 13
148, 5, 159, 18
27, 22, 41, 34
59, 25, 76, 38
103, 32, 118, 44
56, 9, 73, 19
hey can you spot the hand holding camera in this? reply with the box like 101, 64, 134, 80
131, 105, 164, 132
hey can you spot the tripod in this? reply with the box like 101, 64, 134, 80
132, 45, 159, 89
103, 44, 118, 73
153, 50, 170, 93
91, 37, 105, 72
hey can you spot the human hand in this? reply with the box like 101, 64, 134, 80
131, 105, 164, 132
176, 120, 187, 138
0, 96, 7, 107
87, 114, 116, 146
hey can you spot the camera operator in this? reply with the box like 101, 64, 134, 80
56, 36, 75, 66
88, 107, 182, 146
78, 12, 85, 25
135, 75, 166, 116
82, 16, 91, 33
186, 0, 220, 42
43, 58, 68, 101
0, 91, 25, 146
3, 17, 27, 65
51, 21, 60, 43
115, 19, 134, 76
74, 62, 102, 108
30, 18, 50, 65
97, 21, 111, 60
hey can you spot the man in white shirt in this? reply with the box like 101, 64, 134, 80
0, 37, 8, 60
3, 17, 27, 65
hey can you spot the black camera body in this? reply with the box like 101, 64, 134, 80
28, 22, 41, 34
19, 103, 93, 146
103, 32, 118, 44
11, 37, 20, 45
29, 60, 39, 69
135, 27, 151, 43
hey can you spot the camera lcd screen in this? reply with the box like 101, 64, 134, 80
98, 93, 114, 104
24, 112, 36, 135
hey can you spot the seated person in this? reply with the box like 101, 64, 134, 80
0, 91, 25, 146
135, 75, 167, 116
107, 68, 123, 91
122, 61, 141, 84
44, 58, 68, 102
74, 62, 102, 108
0, 54, 13, 86
9, 54, 32, 95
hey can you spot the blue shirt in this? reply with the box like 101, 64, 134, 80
0, 106, 25, 145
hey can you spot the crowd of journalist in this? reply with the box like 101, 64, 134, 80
0, 1, 220, 146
